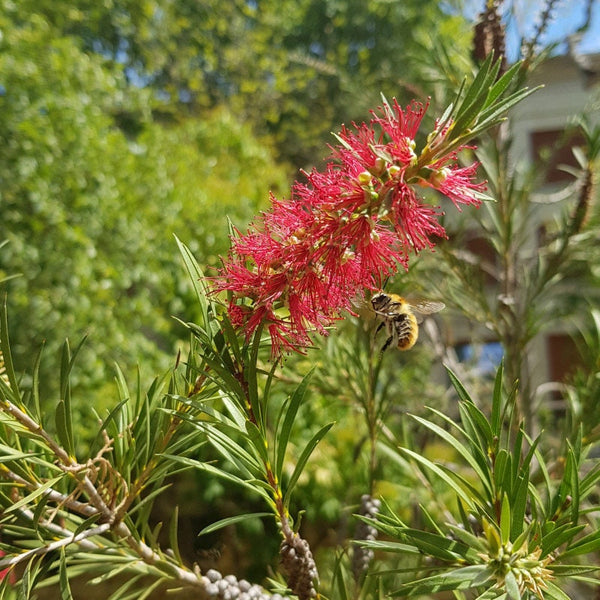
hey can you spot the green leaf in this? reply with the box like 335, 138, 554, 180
283, 422, 334, 505
494, 449, 510, 495
550, 564, 600, 577
504, 570, 521, 600
580, 462, 600, 499
446, 524, 488, 553
474, 589, 507, 599
353, 539, 421, 554
72, 513, 102, 539
400, 528, 471, 561
106, 575, 145, 600
390, 565, 491, 596
54, 399, 73, 458
411, 411, 493, 497
565, 443, 580, 524
542, 523, 585, 557
169, 505, 183, 565
220, 392, 249, 430
491, 360, 504, 435
460, 400, 494, 448
59, 548, 74, 600
0, 297, 19, 397
198, 353, 247, 407
245, 420, 269, 467
218, 310, 243, 367
31, 491, 52, 538
562, 528, 600, 557
333, 557, 350, 600
542, 581, 572, 600
275, 370, 313, 481
500, 494, 511, 542
471, 87, 539, 137
128, 484, 173, 518
446, 366, 473, 404
510, 473, 529, 539
398, 447, 480, 510
135, 579, 166, 600
89, 559, 149, 585
453, 54, 498, 133
29, 344, 44, 423
175, 236, 209, 325
199, 421, 263, 475
55, 338, 86, 457
484, 61, 523, 108
164, 455, 269, 501
198, 512, 272, 537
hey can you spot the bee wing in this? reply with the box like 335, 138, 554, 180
410, 300, 445, 315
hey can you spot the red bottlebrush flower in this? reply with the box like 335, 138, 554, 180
386, 184, 447, 252
214, 97, 485, 355
370, 98, 428, 164
425, 162, 486, 209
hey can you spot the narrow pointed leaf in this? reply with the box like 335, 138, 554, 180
491, 360, 504, 435
391, 565, 491, 596
500, 494, 511, 542
284, 422, 334, 504
198, 512, 272, 537
59, 548, 74, 600
410, 412, 492, 495
0, 298, 19, 396
276, 370, 313, 481
562, 528, 600, 557
504, 570, 521, 599
485, 60, 525, 107
446, 367, 474, 403
164, 456, 269, 500
245, 420, 269, 466
543, 581, 572, 600
169, 505, 183, 565
399, 447, 478, 510
401, 528, 471, 561
175, 235, 209, 321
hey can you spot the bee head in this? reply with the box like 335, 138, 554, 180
371, 292, 389, 312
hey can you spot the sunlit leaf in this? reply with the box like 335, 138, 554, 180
283, 422, 334, 505
275, 370, 313, 481
59, 548, 74, 600
198, 512, 272, 537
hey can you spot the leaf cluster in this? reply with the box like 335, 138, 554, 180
359, 364, 600, 599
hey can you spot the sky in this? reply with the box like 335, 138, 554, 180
462, 0, 600, 61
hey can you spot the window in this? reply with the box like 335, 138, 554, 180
546, 333, 583, 384
455, 341, 504, 378
530, 129, 585, 184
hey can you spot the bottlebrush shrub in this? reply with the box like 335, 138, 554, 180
214, 55, 532, 356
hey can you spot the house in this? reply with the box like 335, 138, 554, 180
442, 50, 600, 417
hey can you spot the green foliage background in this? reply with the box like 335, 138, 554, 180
0, 4, 290, 409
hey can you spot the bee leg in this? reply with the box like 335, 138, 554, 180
380, 336, 393, 353
375, 321, 385, 336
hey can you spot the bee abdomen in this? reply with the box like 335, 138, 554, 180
393, 313, 418, 350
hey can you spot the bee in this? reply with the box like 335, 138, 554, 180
371, 292, 445, 352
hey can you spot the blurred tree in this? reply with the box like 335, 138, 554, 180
0, 9, 287, 423
8, 0, 473, 167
